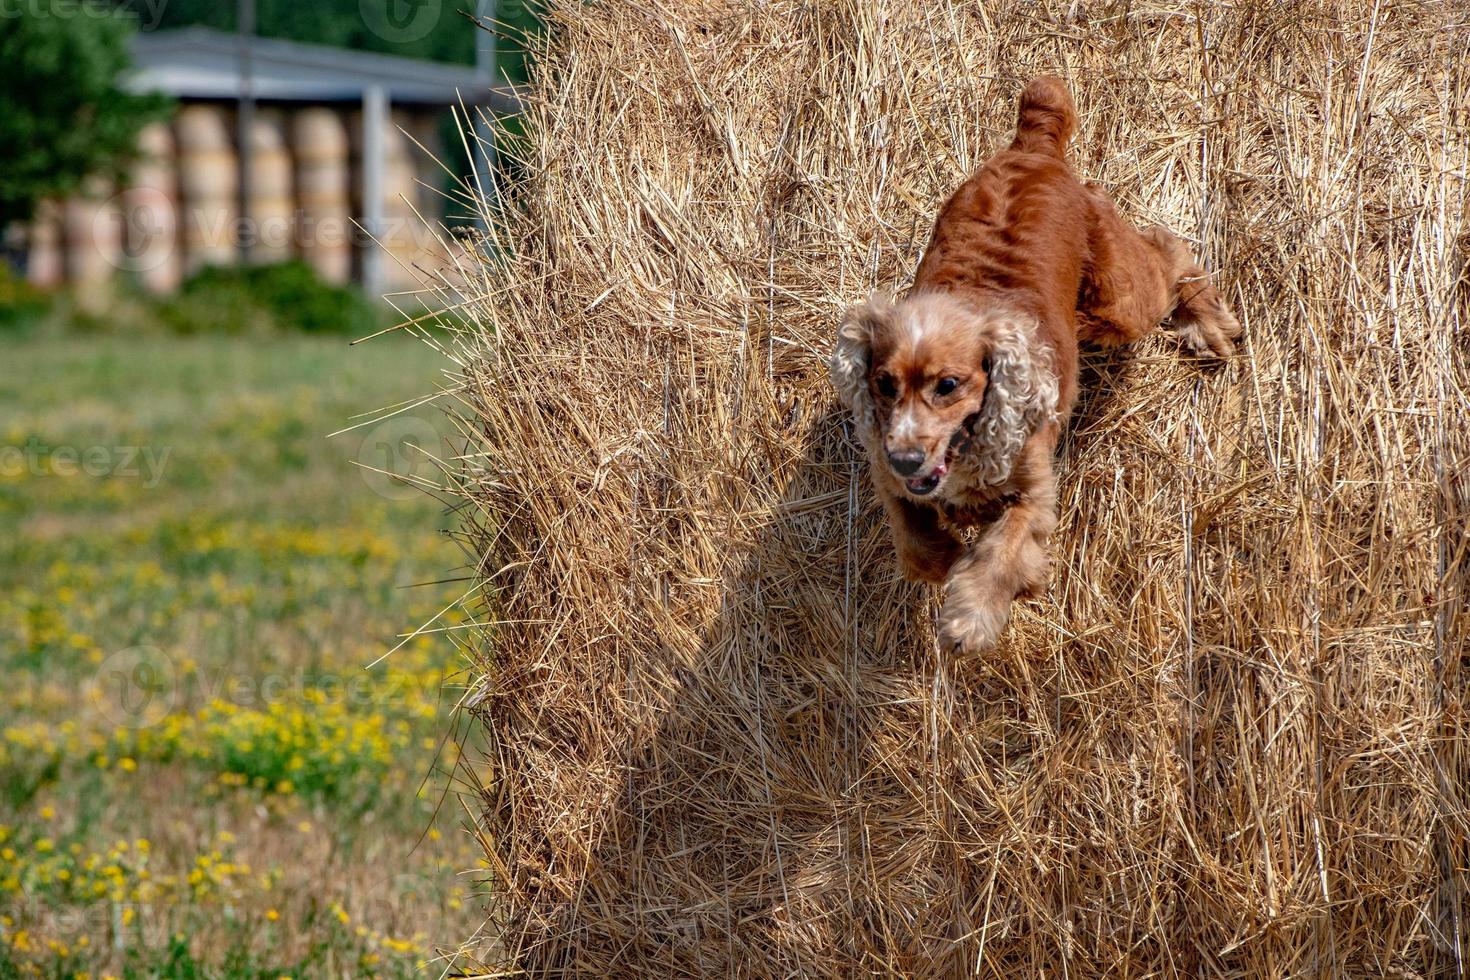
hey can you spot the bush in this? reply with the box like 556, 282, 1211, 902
0, 261, 387, 336
158, 262, 387, 335
0, 263, 52, 334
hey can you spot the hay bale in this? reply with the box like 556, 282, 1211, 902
451, 1, 1469, 974
175, 103, 238, 272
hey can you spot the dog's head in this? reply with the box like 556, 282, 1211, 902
830, 291, 1057, 498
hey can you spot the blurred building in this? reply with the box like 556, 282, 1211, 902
26, 27, 518, 296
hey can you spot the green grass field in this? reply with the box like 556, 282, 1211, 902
0, 332, 483, 978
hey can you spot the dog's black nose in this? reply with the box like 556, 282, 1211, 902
887, 449, 926, 476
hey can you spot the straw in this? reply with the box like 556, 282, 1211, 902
442, 1, 1470, 974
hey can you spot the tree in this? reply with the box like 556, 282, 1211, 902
0, 2, 171, 232
116, 0, 542, 78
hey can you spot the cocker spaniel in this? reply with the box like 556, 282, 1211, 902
831, 75, 1240, 652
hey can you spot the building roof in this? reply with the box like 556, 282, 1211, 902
128, 27, 520, 110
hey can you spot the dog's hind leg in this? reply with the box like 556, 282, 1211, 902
1141, 225, 1241, 358
1076, 187, 1240, 358
1075, 192, 1187, 349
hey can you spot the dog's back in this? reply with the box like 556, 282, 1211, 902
910, 78, 1091, 375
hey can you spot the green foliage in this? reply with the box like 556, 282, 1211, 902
0, 265, 52, 334
158, 262, 389, 335
0, 262, 388, 337
117, 0, 541, 78
0, 1, 171, 228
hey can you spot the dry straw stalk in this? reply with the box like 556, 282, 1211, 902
441, 0, 1470, 975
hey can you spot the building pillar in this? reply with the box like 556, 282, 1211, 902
360, 83, 388, 298
475, 0, 499, 222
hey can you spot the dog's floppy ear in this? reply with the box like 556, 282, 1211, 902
829, 293, 894, 421
969, 310, 1059, 485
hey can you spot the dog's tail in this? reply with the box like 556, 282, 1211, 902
1010, 75, 1076, 159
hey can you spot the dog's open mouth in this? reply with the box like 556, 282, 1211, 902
904, 416, 978, 497
905, 468, 945, 496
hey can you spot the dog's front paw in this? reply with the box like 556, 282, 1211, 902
937, 590, 1011, 653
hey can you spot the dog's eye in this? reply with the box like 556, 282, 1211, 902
935, 377, 958, 396
875, 375, 898, 398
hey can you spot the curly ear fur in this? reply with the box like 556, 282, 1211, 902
829, 293, 893, 435
969, 311, 1059, 485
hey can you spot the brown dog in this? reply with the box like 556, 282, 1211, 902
831, 76, 1240, 652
